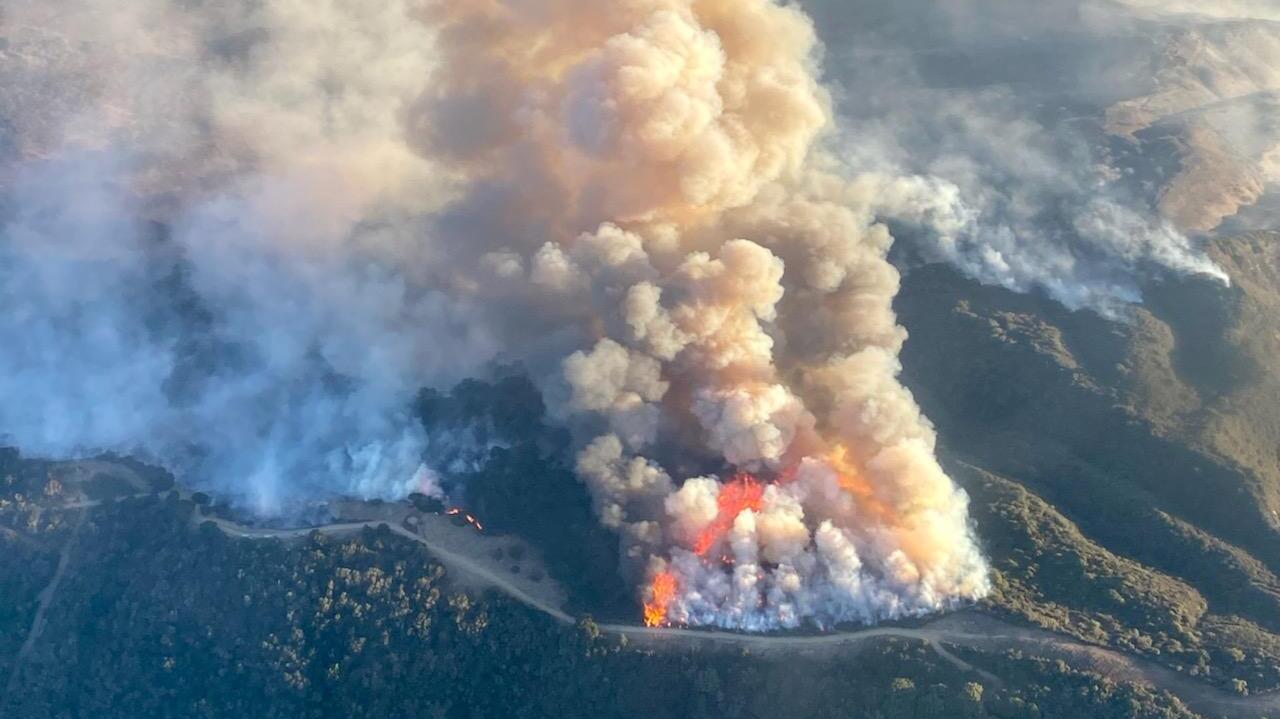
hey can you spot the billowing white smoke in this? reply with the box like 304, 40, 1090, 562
3, 0, 1000, 628
416, 0, 992, 630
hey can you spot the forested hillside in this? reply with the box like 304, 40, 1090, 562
0, 456, 1196, 719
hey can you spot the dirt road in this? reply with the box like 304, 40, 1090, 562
6, 509, 84, 693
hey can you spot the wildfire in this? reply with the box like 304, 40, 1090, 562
643, 571, 679, 627
693, 473, 765, 556
643, 453, 894, 626
446, 507, 485, 532
824, 445, 894, 523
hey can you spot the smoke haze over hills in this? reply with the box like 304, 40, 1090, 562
1, 0, 1273, 628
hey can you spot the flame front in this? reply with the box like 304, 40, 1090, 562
693, 473, 766, 556
643, 572, 678, 627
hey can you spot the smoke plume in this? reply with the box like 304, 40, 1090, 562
32, 0, 1250, 629
24, 0, 1275, 630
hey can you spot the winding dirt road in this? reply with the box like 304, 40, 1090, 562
6, 509, 84, 694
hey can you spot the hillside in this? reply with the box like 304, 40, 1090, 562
898, 231, 1280, 694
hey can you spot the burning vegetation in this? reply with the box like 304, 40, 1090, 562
643, 572, 679, 628
446, 508, 485, 533
692, 474, 765, 557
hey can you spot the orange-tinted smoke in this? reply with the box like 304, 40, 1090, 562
643, 571, 679, 627
825, 444, 895, 524
693, 473, 765, 556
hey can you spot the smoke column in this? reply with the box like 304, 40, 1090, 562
400, 0, 994, 628
4, 0, 1000, 629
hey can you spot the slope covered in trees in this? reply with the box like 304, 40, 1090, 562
0, 462, 1197, 719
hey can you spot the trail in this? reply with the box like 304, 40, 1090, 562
6, 509, 84, 694
610, 618, 1003, 684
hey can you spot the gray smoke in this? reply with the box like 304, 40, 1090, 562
0, 141, 489, 512
802, 0, 1280, 311
0, 0, 502, 512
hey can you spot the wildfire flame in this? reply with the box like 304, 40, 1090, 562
824, 444, 895, 523
445, 507, 484, 532
643, 571, 678, 627
644, 452, 895, 628
693, 473, 765, 556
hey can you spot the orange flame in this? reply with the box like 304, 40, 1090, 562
693, 473, 765, 556
643, 571, 678, 627
825, 444, 894, 523
445, 508, 485, 532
